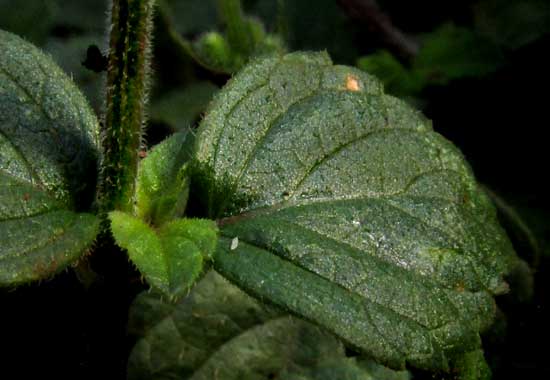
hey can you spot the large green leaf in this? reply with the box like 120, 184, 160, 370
128, 270, 410, 380
0, 30, 100, 286
192, 52, 518, 371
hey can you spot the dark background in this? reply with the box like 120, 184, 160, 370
1, 0, 549, 378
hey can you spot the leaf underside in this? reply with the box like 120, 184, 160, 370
0, 30, 100, 285
128, 270, 410, 380
192, 52, 517, 371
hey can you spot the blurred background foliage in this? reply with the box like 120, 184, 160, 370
1, 0, 549, 379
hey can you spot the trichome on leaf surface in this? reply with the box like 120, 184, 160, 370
1, 0, 547, 379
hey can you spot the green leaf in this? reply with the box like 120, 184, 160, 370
109, 211, 217, 299
159, 0, 285, 74
127, 270, 410, 380
356, 51, 422, 97
150, 82, 218, 131
414, 24, 503, 86
452, 350, 491, 380
135, 132, 193, 226
357, 24, 503, 97
192, 52, 518, 371
0, 29, 100, 286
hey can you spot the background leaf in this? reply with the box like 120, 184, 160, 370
473, 0, 550, 50
128, 270, 410, 380
357, 24, 503, 98
158, 0, 285, 74
150, 82, 219, 132
0, 0, 56, 45
192, 52, 518, 371
0, 29, 100, 286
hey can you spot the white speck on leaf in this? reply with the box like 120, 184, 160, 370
230, 237, 239, 250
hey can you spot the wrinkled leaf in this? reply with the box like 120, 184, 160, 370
192, 51, 518, 371
135, 132, 193, 226
0, 29, 100, 286
109, 211, 217, 299
128, 271, 410, 380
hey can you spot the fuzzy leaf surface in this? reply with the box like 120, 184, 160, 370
127, 271, 410, 380
135, 132, 193, 226
0, 29, 100, 285
192, 52, 517, 371
109, 212, 217, 299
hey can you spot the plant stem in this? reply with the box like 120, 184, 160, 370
100, 0, 155, 216
218, 0, 252, 56
337, 0, 419, 60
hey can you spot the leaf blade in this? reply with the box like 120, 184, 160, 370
193, 52, 517, 371
109, 212, 215, 299
0, 29, 100, 285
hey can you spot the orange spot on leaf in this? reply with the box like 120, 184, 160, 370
345, 75, 360, 92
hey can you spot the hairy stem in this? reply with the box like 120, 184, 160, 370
99, 0, 155, 216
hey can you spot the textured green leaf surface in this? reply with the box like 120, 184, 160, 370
109, 212, 217, 299
128, 270, 410, 380
135, 132, 193, 226
192, 52, 518, 371
0, 30, 100, 285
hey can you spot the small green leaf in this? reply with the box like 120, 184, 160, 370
128, 271, 410, 380
109, 211, 217, 299
192, 52, 518, 371
160, 218, 219, 261
135, 132, 194, 226
0, 29, 100, 286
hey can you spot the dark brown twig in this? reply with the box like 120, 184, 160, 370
337, 0, 419, 60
